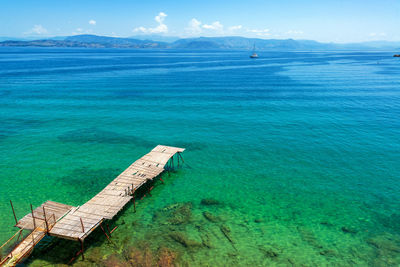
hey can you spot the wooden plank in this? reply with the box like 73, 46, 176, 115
46, 145, 184, 240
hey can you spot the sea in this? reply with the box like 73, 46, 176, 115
0, 47, 399, 266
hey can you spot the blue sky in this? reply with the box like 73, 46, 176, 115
1, 0, 399, 43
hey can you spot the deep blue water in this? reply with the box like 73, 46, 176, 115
0, 48, 399, 266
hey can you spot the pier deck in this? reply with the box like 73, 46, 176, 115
49, 145, 184, 241
1, 145, 184, 266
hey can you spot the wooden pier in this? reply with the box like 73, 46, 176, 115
0, 145, 184, 266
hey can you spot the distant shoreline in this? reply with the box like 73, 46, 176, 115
0, 34, 399, 51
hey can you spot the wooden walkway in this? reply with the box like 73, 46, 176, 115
0, 212, 59, 267
1, 145, 184, 266
49, 145, 184, 241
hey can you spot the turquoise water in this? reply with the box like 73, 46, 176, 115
0, 48, 399, 266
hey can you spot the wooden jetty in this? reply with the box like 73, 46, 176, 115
0, 145, 184, 266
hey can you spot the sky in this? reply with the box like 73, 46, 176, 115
0, 0, 399, 43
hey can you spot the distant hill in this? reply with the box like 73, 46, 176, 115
0, 34, 167, 48
171, 36, 333, 50
129, 34, 180, 43
0, 34, 398, 51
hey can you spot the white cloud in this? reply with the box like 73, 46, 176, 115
72, 28, 94, 35
248, 28, 270, 36
369, 32, 386, 37
286, 30, 303, 35
25, 24, 48, 35
229, 25, 242, 31
155, 12, 167, 24
202, 21, 224, 32
89, 20, 96, 25
133, 12, 168, 34
186, 18, 202, 35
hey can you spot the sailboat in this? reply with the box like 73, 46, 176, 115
250, 43, 258, 58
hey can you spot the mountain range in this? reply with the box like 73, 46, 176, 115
0, 34, 399, 51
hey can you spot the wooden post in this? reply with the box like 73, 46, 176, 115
79, 239, 85, 260
133, 192, 136, 212
16, 229, 22, 243
178, 152, 185, 164
30, 204, 36, 229
80, 218, 85, 233
100, 224, 111, 241
177, 153, 180, 167
10, 200, 18, 225
110, 226, 118, 234
107, 224, 111, 237
42, 207, 48, 232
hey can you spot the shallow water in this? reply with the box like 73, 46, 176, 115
0, 48, 399, 266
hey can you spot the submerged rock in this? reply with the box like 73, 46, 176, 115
367, 234, 400, 266
341, 226, 358, 234
367, 234, 400, 253
157, 247, 178, 267
319, 249, 337, 257
103, 254, 129, 267
260, 247, 279, 258
201, 198, 221, 206
200, 232, 213, 248
122, 245, 158, 266
163, 203, 180, 211
203, 211, 219, 222
320, 221, 334, 227
154, 202, 193, 225
169, 231, 202, 247
220, 224, 235, 244
168, 203, 192, 225
297, 227, 323, 249
85, 247, 105, 265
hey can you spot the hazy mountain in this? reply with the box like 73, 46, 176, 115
0, 34, 167, 48
129, 34, 180, 43
65, 34, 167, 48
0, 34, 399, 51
171, 36, 333, 50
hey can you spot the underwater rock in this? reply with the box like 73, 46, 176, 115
157, 247, 177, 267
154, 202, 193, 225
200, 233, 213, 248
220, 224, 235, 244
103, 254, 129, 267
123, 246, 155, 267
367, 234, 400, 267
259, 247, 279, 258
320, 221, 334, 227
201, 198, 221, 206
367, 234, 400, 253
169, 231, 202, 247
203, 211, 219, 222
376, 213, 400, 231
297, 227, 323, 249
85, 247, 104, 265
341, 226, 358, 234
168, 202, 192, 225
319, 249, 337, 257
163, 203, 180, 211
